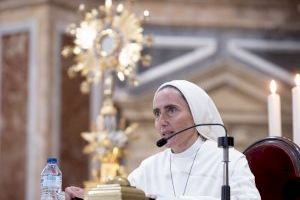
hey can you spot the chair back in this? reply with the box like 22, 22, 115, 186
244, 137, 300, 200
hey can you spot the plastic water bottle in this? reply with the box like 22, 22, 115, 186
40, 157, 63, 200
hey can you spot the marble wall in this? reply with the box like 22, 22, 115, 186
0, 2, 91, 198
0, 32, 29, 199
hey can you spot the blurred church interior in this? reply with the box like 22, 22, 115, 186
0, 0, 300, 199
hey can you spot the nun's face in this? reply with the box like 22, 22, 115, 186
153, 87, 198, 153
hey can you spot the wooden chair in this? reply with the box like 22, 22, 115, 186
244, 137, 300, 200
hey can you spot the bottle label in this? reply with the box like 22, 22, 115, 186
42, 175, 61, 188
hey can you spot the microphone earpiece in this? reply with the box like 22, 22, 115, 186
156, 138, 167, 147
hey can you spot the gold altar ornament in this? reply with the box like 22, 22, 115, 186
85, 184, 147, 200
62, 0, 152, 93
62, 0, 151, 189
80, 71, 139, 184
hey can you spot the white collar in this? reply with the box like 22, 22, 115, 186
170, 137, 203, 158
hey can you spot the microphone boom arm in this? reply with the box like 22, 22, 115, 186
156, 123, 228, 147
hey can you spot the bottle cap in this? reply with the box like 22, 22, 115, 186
47, 157, 58, 164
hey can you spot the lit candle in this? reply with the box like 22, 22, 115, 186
105, 0, 112, 8
268, 80, 282, 136
105, 0, 112, 13
293, 74, 300, 145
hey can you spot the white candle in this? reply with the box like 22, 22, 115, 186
293, 74, 300, 145
268, 80, 282, 136
105, 0, 112, 14
105, 0, 112, 8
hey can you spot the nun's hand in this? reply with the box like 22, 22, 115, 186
65, 186, 84, 200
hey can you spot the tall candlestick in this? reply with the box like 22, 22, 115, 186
268, 80, 282, 136
293, 74, 300, 145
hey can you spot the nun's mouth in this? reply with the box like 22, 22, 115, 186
162, 131, 175, 138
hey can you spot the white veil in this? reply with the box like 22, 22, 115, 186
154, 80, 225, 141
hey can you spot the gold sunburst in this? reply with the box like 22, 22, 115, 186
62, 1, 152, 93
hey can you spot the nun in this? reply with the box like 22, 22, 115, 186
65, 80, 261, 200
128, 80, 261, 199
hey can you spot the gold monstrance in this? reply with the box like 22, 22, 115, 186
62, 0, 152, 199
62, 0, 152, 93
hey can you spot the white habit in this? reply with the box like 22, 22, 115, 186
128, 138, 261, 200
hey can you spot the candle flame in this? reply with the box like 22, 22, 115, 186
295, 74, 300, 86
117, 4, 124, 13
78, 4, 85, 11
144, 10, 150, 17
270, 80, 277, 94
105, 0, 112, 9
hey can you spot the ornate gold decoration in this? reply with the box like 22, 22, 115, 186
81, 73, 138, 183
62, 0, 151, 188
62, 0, 152, 93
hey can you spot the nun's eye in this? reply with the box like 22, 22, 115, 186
166, 105, 177, 115
153, 109, 160, 118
